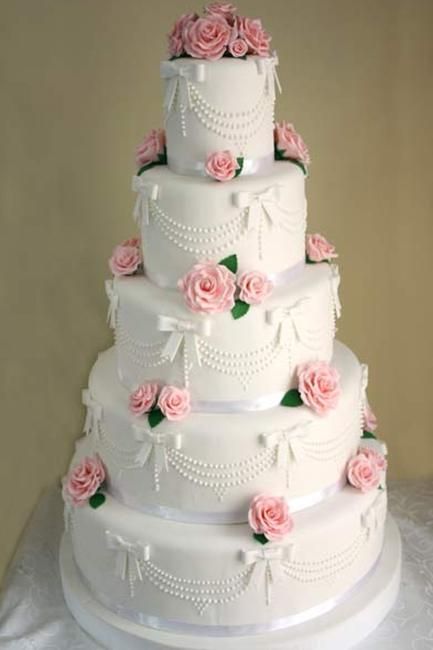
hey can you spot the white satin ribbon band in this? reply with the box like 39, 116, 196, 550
191, 391, 285, 413
106, 531, 149, 586
232, 185, 290, 230
330, 264, 342, 319
75, 550, 382, 637
266, 297, 310, 346
108, 476, 347, 525
132, 426, 182, 474
168, 153, 274, 177
160, 61, 206, 114
242, 544, 294, 606
105, 279, 118, 329
131, 176, 159, 227
157, 314, 212, 367
81, 389, 102, 437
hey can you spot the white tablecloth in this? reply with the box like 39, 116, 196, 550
0, 481, 432, 649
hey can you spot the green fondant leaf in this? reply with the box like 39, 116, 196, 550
219, 254, 238, 274
253, 533, 269, 545
148, 408, 165, 429
287, 157, 307, 176
234, 157, 244, 178
89, 492, 106, 509
137, 162, 156, 176
305, 254, 316, 264
231, 299, 250, 320
158, 147, 168, 165
274, 147, 286, 161
280, 388, 303, 407
362, 430, 377, 440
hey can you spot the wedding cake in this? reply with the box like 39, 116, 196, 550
60, 4, 401, 648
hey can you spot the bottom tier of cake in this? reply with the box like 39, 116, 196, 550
61, 515, 401, 650
65, 477, 389, 633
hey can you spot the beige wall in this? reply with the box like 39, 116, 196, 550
1, 0, 432, 584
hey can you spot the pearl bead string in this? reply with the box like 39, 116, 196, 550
115, 323, 168, 370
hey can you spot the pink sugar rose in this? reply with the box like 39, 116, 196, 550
183, 15, 231, 61
109, 244, 141, 276
63, 455, 106, 507
248, 494, 293, 542
275, 121, 310, 164
129, 383, 159, 416
359, 447, 388, 473
306, 233, 338, 263
236, 16, 271, 56
228, 38, 248, 58
238, 270, 273, 305
205, 150, 240, 182
297, 360, 341, 415
167, 12, 198, 57
122, 236, 141, 249
205, 2, 237, 24
178, 261, 236, 314
158, 386, 191, 422
136, 129, 166, 168
363, 401, 378, 432
347, 450, 382, 492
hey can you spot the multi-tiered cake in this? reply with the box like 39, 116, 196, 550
60, 4, 401, 649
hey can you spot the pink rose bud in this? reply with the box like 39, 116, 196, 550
274, 121, 310, 164
183, 15, 231, 61
236, 16, 271, 56
248, 494, 294, 542
347, 450, 382, 492
63, 455, 106, 507
121, 236, 141, 249
167, 13, 198, 57
158, 386, 191, 422
129, 383, 159, 416
205, 2, 238, 24
297, 360, 341, 415
109, 244, 142, 277
136, 129, 166, 168
358, 447, 388, 473
228, 38, 248, 57
306, 233, 338, 263
237, 270, 273, 305
205, 150, 240, 182
178, 261, 236, 314
363, 401, 378, 432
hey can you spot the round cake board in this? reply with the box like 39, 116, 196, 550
60, 515, 401, 650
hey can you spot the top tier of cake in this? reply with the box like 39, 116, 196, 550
161, 55, 278, 176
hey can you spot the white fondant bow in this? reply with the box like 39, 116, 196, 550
232, 185, 287, 231
106, 531, 150, 595
133, 425, 182, 489
157, 314, 211, 367
361, 491, 387, 540
255, 53, 282, 100
266, 297, 311, 347
242, 544, 294, 606
330, 264, 342, 319
105, 279, 119, 329
261, 422, 312, 486
160, 61, 206, 114
132, 176, 159, 227
82, 389, 102, 437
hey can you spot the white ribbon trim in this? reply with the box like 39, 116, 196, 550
160, 61, 206, 114
157, 314, 211, 367
106, 531, 150, 596
361, 490, 387, 540
330, 264, 342, 319
81, 389, 102, 437
266, 297, 311, 346
261, 422, 313, 486
131, 176, 159, 227
168, 153, 274, 177
133, 425, 182, 473
232, 185, 289, 230
255, 53, 282, 100
242, 544, 294, 606
105, 279, 118, 329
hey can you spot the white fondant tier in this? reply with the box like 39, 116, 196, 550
67, 482, 387, 632
108, 263, 340, 408
133, 162, 306, 289
161, 56, 277, 176
82, 341, 362, 523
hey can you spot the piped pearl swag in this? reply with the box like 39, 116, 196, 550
261, 422, 312, 487
133, 425, 183, 491
106, 531, 150, 598
82, 389, 102, 438
242, 544, 294, 606
105, 280, 119, 329
132, 176, 159, 227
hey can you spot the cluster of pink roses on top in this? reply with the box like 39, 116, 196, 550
109, 237, 143, 277
274, 121, 310, 166
129, 382, 191, 423
167, 3, 271, 61
63, 455, 106, 507
248, 494, 293, 543
347, 447, 387, 493
178, 258, 273, 316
